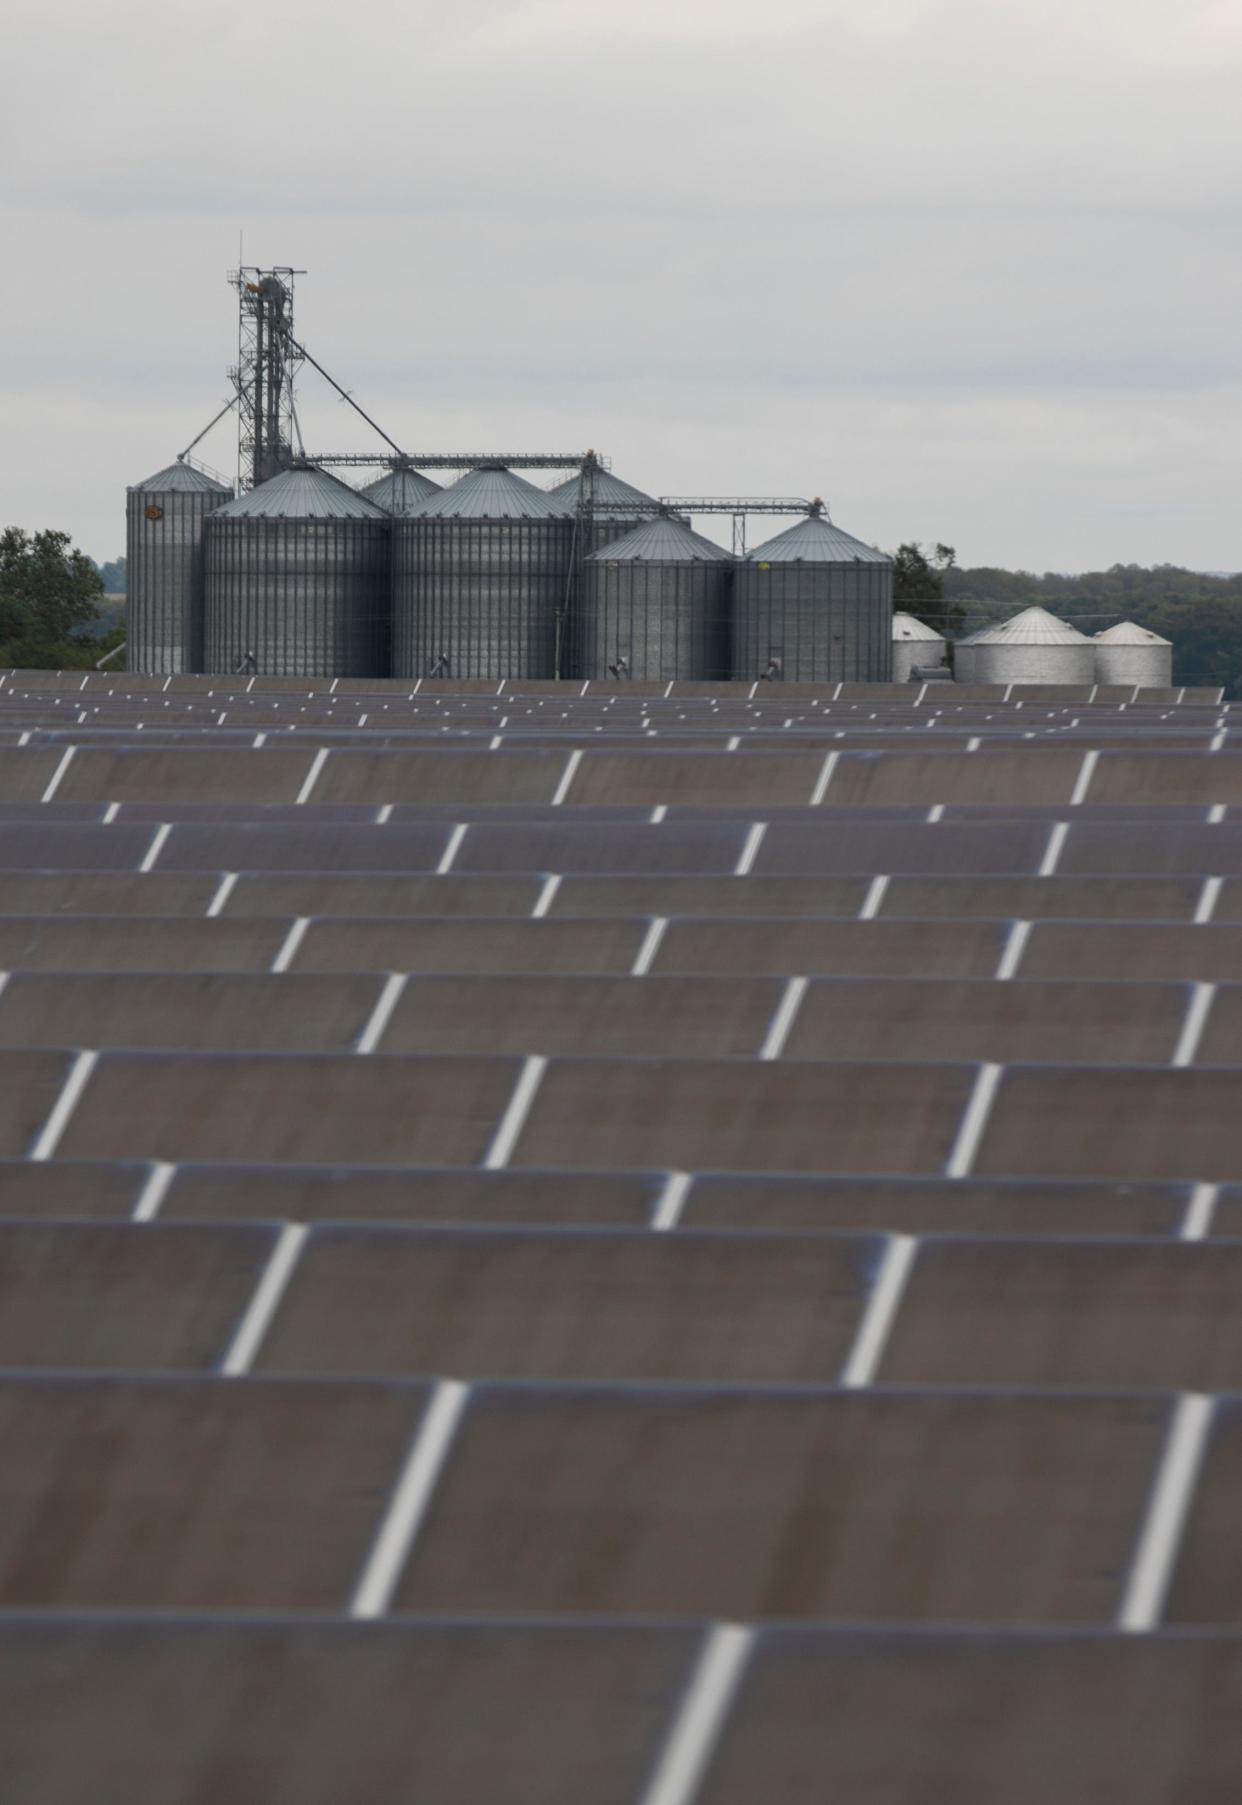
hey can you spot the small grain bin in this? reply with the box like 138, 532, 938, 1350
1093, 620, 1173, 689
968, 606, 1095, 686
950, 624, 989, 685
892, 611, 947, 682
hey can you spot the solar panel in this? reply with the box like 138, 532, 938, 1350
1, 671, 1239, 1794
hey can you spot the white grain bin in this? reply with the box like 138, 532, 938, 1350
1093, 620, 1173, 689
968, 606, 1095, 686
950, 624, 989, 685
892, 611, 947, 682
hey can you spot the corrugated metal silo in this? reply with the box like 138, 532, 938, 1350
126, 461, 232, 673
969, 606, 1095, 686
203, 465, 390, 677
361, 465, 442, 513
1093, 620, 1173, 689
581, 515, 733, 682
732, 503, 893, 682
392, 465, 574, 680
892, 611, 947, 682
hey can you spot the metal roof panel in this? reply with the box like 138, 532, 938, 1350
361, 469, 443, 513
968, 606, 1092, 647
410, 466, 566, 521
547, 469, 658, 519
892, 612, 946, 643
130, 462, 232, 495
588, 516, 733, 563
214, 467, 387, 520
746, 515, 890, 565
1094, 620, 1173, 647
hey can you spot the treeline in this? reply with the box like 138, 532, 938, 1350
941, 561, 1242, 698
0, 528, 124, 670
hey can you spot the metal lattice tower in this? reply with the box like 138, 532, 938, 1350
229, 267, 304, 491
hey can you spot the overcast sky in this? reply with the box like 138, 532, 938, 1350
3, 0, 1240, 569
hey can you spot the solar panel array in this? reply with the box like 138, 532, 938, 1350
2, 665, 1240, 1801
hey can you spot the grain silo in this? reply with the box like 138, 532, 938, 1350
126, 461, 232, 673
968, 606, 1095, 687
203, 464, 389, 677
732, 502, 892, 682
580, 514, 733, 682
361, 464, 442, 513
1093, 620, 1173, 689
392, 465, 574, 680
892, 611, 947, 682
547, 467, 660, 554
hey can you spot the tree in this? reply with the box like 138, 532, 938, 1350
0, 594, 30, 642
95, 556, 126, 593
891, 541, 965, 636
0, 528, 102, 644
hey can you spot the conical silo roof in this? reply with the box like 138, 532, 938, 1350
1094, 619, 1172, 646
892, 611, 945, 643
746, 511, 890, 565
588, 516, 732, 563
130, 461, 231, 494
361, 467, 443, 513
969, 605, 1091, 646
547, 467, 658, 518
214, 466, 386, 520
410, 465, 565, 520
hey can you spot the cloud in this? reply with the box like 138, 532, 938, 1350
1, 0, 1239, 567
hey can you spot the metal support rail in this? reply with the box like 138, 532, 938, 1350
305, 452, 596, 470
659, 497, 812, 513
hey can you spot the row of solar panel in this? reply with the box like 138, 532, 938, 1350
0, 704, 1222, 731
0, 869, 1236, 918
0, 1158, 1213, 1236
0, 971, 1227, 1064
12, 818, 1242, 870
1, 701, 1219, 726
5, 914, 1242, 979
1, 1048, 1241, 1178
3, 672, 1224, 700
0, 1375, 1233, 1622
8, 745, 1242, 803
4, 1615, 1241, 1805
0, 694, 1223, 718
6, 691, 1211, 714
8, 731, 1240, 757
17, 686, 1198, 706
7, 1220, 1242, 1388
13, 804, 1242, 827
